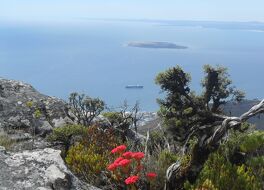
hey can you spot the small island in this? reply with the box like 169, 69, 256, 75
126, 41, 188, 49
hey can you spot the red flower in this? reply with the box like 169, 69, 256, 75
107, 163, 118, 171
146, 172, 157, 180
111, 145, 127, 154
118, 159, 131, 167
132, 152, 145, 160
122, 151, 133, 159
125, 176, 139, 185
114, 157, 124, 164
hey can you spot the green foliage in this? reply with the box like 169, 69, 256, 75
26, 101, 33, 108
65, 126, 121, 187
155, 65, 244, 143
103, 111, 131, 129
202, 65, 245, 111
34, 109, 42, 118
156, 150, 179, 186
239, 131, 264, 153
184, 179, 218, 190
144, 149, 178, 190
186, 152, 262, 190
48, 124, 86, 156
185, 130, 264, 190
155, 65, 191, 95
48, 124, 86, 144
66, 143, 108, 184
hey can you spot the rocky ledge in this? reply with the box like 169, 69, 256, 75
0, 78, 73, 136
0, 146, 99, 190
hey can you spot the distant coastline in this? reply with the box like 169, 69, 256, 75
126, 41, 188, 49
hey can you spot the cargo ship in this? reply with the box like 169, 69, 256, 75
125, 85, 144, 89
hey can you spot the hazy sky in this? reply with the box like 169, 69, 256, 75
1, 0, 264, 23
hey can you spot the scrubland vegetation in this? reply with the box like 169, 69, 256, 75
47, 65, 264, 190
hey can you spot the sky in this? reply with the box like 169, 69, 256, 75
1, 0, 264, 23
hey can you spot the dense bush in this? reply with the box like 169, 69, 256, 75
65, 126, 121, 187
48, 124, 86, 155
66, 143, 109, 184
239, 131, 264, 153
146, 150, 178, 190
184, 130, 264, 190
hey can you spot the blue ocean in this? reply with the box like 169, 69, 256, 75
0, 20, 264, 111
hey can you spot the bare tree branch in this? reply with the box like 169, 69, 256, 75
165, 99, 264, 190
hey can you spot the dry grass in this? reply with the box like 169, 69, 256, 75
0, 132, 16, 150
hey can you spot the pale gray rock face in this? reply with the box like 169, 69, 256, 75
0, 147, 100, 190
0, 78, 102, 190
0, 78, 74, 136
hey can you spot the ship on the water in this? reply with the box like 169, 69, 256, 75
125, 85, 144, 89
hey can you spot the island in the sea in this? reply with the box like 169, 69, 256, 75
126, 41, 188, 49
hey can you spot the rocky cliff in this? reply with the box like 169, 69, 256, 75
0, 78, 73, 136
0, 78, 99, 190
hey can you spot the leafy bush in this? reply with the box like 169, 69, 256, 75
185, 152, 262, 190
154, 150, 178, 189
102, 112, 128, 127
65, 126, 121, 187
239, 131, 264, 153
66, 143, 109, 184
48, 124, 86, 156
48, 125, 86, 142
185, 130, 264, 190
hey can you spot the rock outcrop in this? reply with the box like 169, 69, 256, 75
0, 146, 100, 190
0, 78, 73, 136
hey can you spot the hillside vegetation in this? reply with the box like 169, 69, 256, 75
47, 65, 264, 190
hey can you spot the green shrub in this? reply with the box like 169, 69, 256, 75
185, 130, 264, 190
65, 126, 121, 187
66, 143, 108, 184
144, 149, 178, 190
102, 112, 126, 127
239, 131, 264, 153
48, 124, 86, 156
48, 125, 86, 145
185, 152, 262, 190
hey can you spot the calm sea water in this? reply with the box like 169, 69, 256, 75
0, 20, 264, 111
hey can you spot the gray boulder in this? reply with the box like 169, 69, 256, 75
0, 147, 100, 190
0, 78, 73, 136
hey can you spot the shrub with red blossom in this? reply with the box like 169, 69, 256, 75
122, 151, 133, 159
118, 159, 131, 167
114, 157, 124, 164
107, 145, 157, 190
111, 145, 127, 154
146, 172, 157, 180
125, 176, 139, 185
107, 163, 118, 171
132, 152, 145, 160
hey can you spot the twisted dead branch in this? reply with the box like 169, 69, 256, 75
165, 99, 264, 190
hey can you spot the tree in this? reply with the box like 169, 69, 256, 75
155, 65, 244, 144
155, 65, 264, 190
69, 92, 105, 126
103, 101, 144, 142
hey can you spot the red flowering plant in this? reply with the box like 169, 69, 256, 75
107, 145, 157, 190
